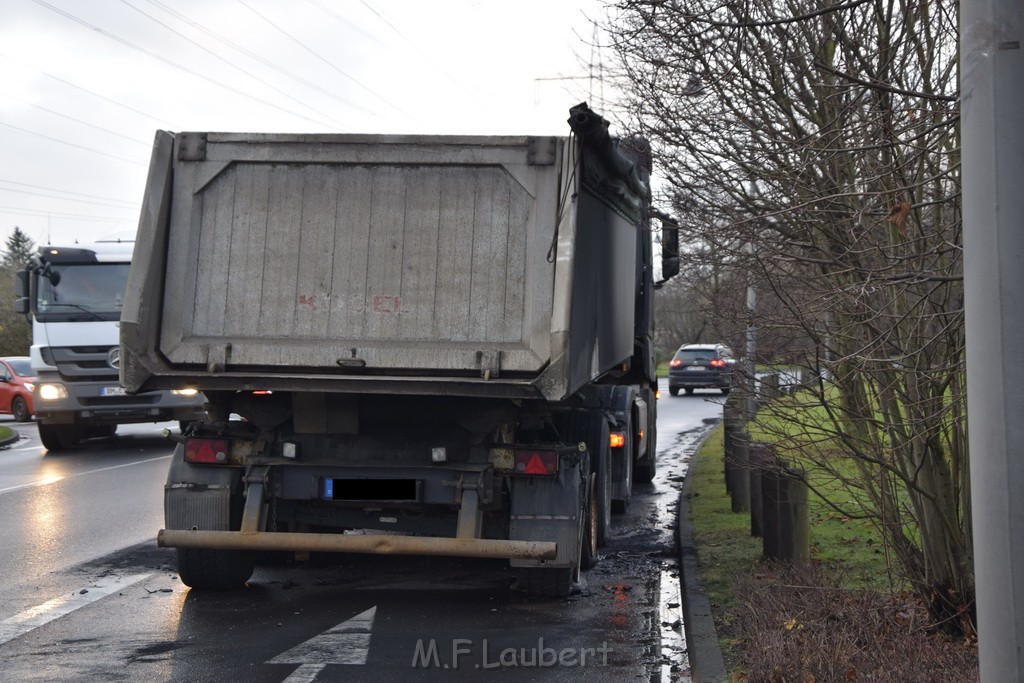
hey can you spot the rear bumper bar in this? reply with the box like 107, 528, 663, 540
158, 528, 558, 561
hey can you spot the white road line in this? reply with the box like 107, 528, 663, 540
0, 455, 172, 495
0, 573, 154, 646
270, 606, 377, 679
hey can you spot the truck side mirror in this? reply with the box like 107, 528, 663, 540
13, 270, 29, 315
660, 219, 680, 281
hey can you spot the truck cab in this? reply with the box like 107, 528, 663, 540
15, 241, 207, 451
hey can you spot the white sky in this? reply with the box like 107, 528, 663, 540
0, 0, 618, 247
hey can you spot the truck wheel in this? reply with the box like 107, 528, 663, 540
635, 392, 658, 484
611, 412, 634, 513
38, 423, 80, 451
580, 473, 599, 570
581, 413, 612, 546
176, 547, 255, 590
12, 396, 31, 422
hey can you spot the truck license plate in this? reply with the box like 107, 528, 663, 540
101, 386, 127, 396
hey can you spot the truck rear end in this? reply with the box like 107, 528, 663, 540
122, 105, 676, 595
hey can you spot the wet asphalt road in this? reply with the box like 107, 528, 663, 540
0, 387, 722, 682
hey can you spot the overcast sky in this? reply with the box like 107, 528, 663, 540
1, 0, 618, 248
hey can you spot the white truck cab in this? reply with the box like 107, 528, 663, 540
15, 240, 206, 451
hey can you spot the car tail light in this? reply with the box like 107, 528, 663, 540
184, 438, 231, 464
709, 359, 726, 368
609, 432, 626, 449
669, 359, 682, 367
512, 449, 559, 475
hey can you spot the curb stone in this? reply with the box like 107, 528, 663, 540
0, 428, 22, 449
677, 476, 728, 681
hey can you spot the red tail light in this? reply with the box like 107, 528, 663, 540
185, 438, 230, 464
709, 359, 726, 368
513, 449, 559, 475
669, 359, 682, 367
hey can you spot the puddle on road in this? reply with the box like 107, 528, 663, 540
654, 423, 717, 683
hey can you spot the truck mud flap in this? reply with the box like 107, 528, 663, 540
508, 451, 586, 569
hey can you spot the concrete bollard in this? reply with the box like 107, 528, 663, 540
748, 442, 775, 537
760, 465, 781, 559
722, 416, 744, 495
760, 459, 810, 563
729, 433, 750, 513
778, 467, 810, 564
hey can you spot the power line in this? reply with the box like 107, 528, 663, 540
0, 92, 150, 146
139, 0, 371, 120
236, 0, 409, 119
0, 121, 146, 165
0, 186, 140, 211
0, 205, 135, 223
30, 0, 343, 130
117, 0, 353, 131
0, 53, 172, 127
0, 179, 139, 208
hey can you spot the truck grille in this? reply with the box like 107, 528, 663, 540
52, 346, 119, 380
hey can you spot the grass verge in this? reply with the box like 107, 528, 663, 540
687, 421, 979, 680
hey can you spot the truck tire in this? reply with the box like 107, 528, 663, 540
577, 413, 612, 546
176, 547, 255, 590
611, 412, 634, 513
38, 423, 80, 451
634, 393, 659, 483
11, 396, 30, 422
580, 472, 599, 570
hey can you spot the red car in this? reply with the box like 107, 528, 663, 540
0, 357, 36, 422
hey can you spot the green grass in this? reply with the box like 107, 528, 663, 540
0, 425, 14, 443
688, 406, 906, 664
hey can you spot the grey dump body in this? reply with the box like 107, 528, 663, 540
122, 131, 649, 400
122, 108, 668, 595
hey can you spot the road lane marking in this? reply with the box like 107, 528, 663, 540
269, 606, 377, 681
0, 475, 65, 494
0, 455, 172, 495
0, 573, 154, 646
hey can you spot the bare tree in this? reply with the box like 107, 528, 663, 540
606, 0, 969, 631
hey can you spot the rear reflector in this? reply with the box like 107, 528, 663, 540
609, 432, 626, 449
184, 438, 230, 464
513, 449, 559, 475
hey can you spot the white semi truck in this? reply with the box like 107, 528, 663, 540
120, 104, 679, 596
14, 240, 207, 450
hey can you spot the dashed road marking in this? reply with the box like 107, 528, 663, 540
0, 573, 154, 646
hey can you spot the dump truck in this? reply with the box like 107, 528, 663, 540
120, 104, 680, 596
13, 241, 207, 451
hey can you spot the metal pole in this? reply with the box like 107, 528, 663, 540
961, 3, 1024, 679
745, 242, 757, 419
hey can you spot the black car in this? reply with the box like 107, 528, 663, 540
668, 344, 734, 395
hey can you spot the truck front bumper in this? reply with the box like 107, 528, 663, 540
34, 380, 205, 425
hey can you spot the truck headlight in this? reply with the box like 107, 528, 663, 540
38, 384, 68, 400
172, 388, 200, 397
